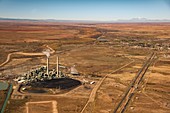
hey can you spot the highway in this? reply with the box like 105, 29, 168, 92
113, 53, 156, 113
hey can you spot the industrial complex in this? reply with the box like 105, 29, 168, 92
0, 21, 170, 113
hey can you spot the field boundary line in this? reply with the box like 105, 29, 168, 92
26, 100, 58, 113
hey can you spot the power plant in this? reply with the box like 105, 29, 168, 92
14, 50, 66, 84
11, 48, 82, 96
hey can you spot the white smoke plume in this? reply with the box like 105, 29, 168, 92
42, 49, 50, 58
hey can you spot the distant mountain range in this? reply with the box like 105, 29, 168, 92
0, 17, 40, 21
116, 18, 170, 23
0, 17, 170, 23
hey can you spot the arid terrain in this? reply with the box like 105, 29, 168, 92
0, 21, 170, 113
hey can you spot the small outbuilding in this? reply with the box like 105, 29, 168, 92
70, 66, 79, 75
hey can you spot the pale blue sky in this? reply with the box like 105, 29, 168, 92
0, 0, 170, 21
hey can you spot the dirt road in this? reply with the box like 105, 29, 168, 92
81, 59, 135, 113
26, 100, 58, 113
0, 45, 55, 68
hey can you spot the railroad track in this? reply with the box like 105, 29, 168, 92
113, 52, 156, 113
80, 59, 135, 113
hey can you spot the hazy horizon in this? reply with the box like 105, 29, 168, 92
0, 0, 170, 21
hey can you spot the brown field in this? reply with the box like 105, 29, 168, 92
0, 21, 170, 113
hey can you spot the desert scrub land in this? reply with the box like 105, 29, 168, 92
0, 21, 170, 113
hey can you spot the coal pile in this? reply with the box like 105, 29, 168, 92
28, 78, 81, 90
27, 89, 47, 93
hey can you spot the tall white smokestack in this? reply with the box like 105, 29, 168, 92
47, 57, 49, 75
43, 50, 50, 76
56, 56, 59, 77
